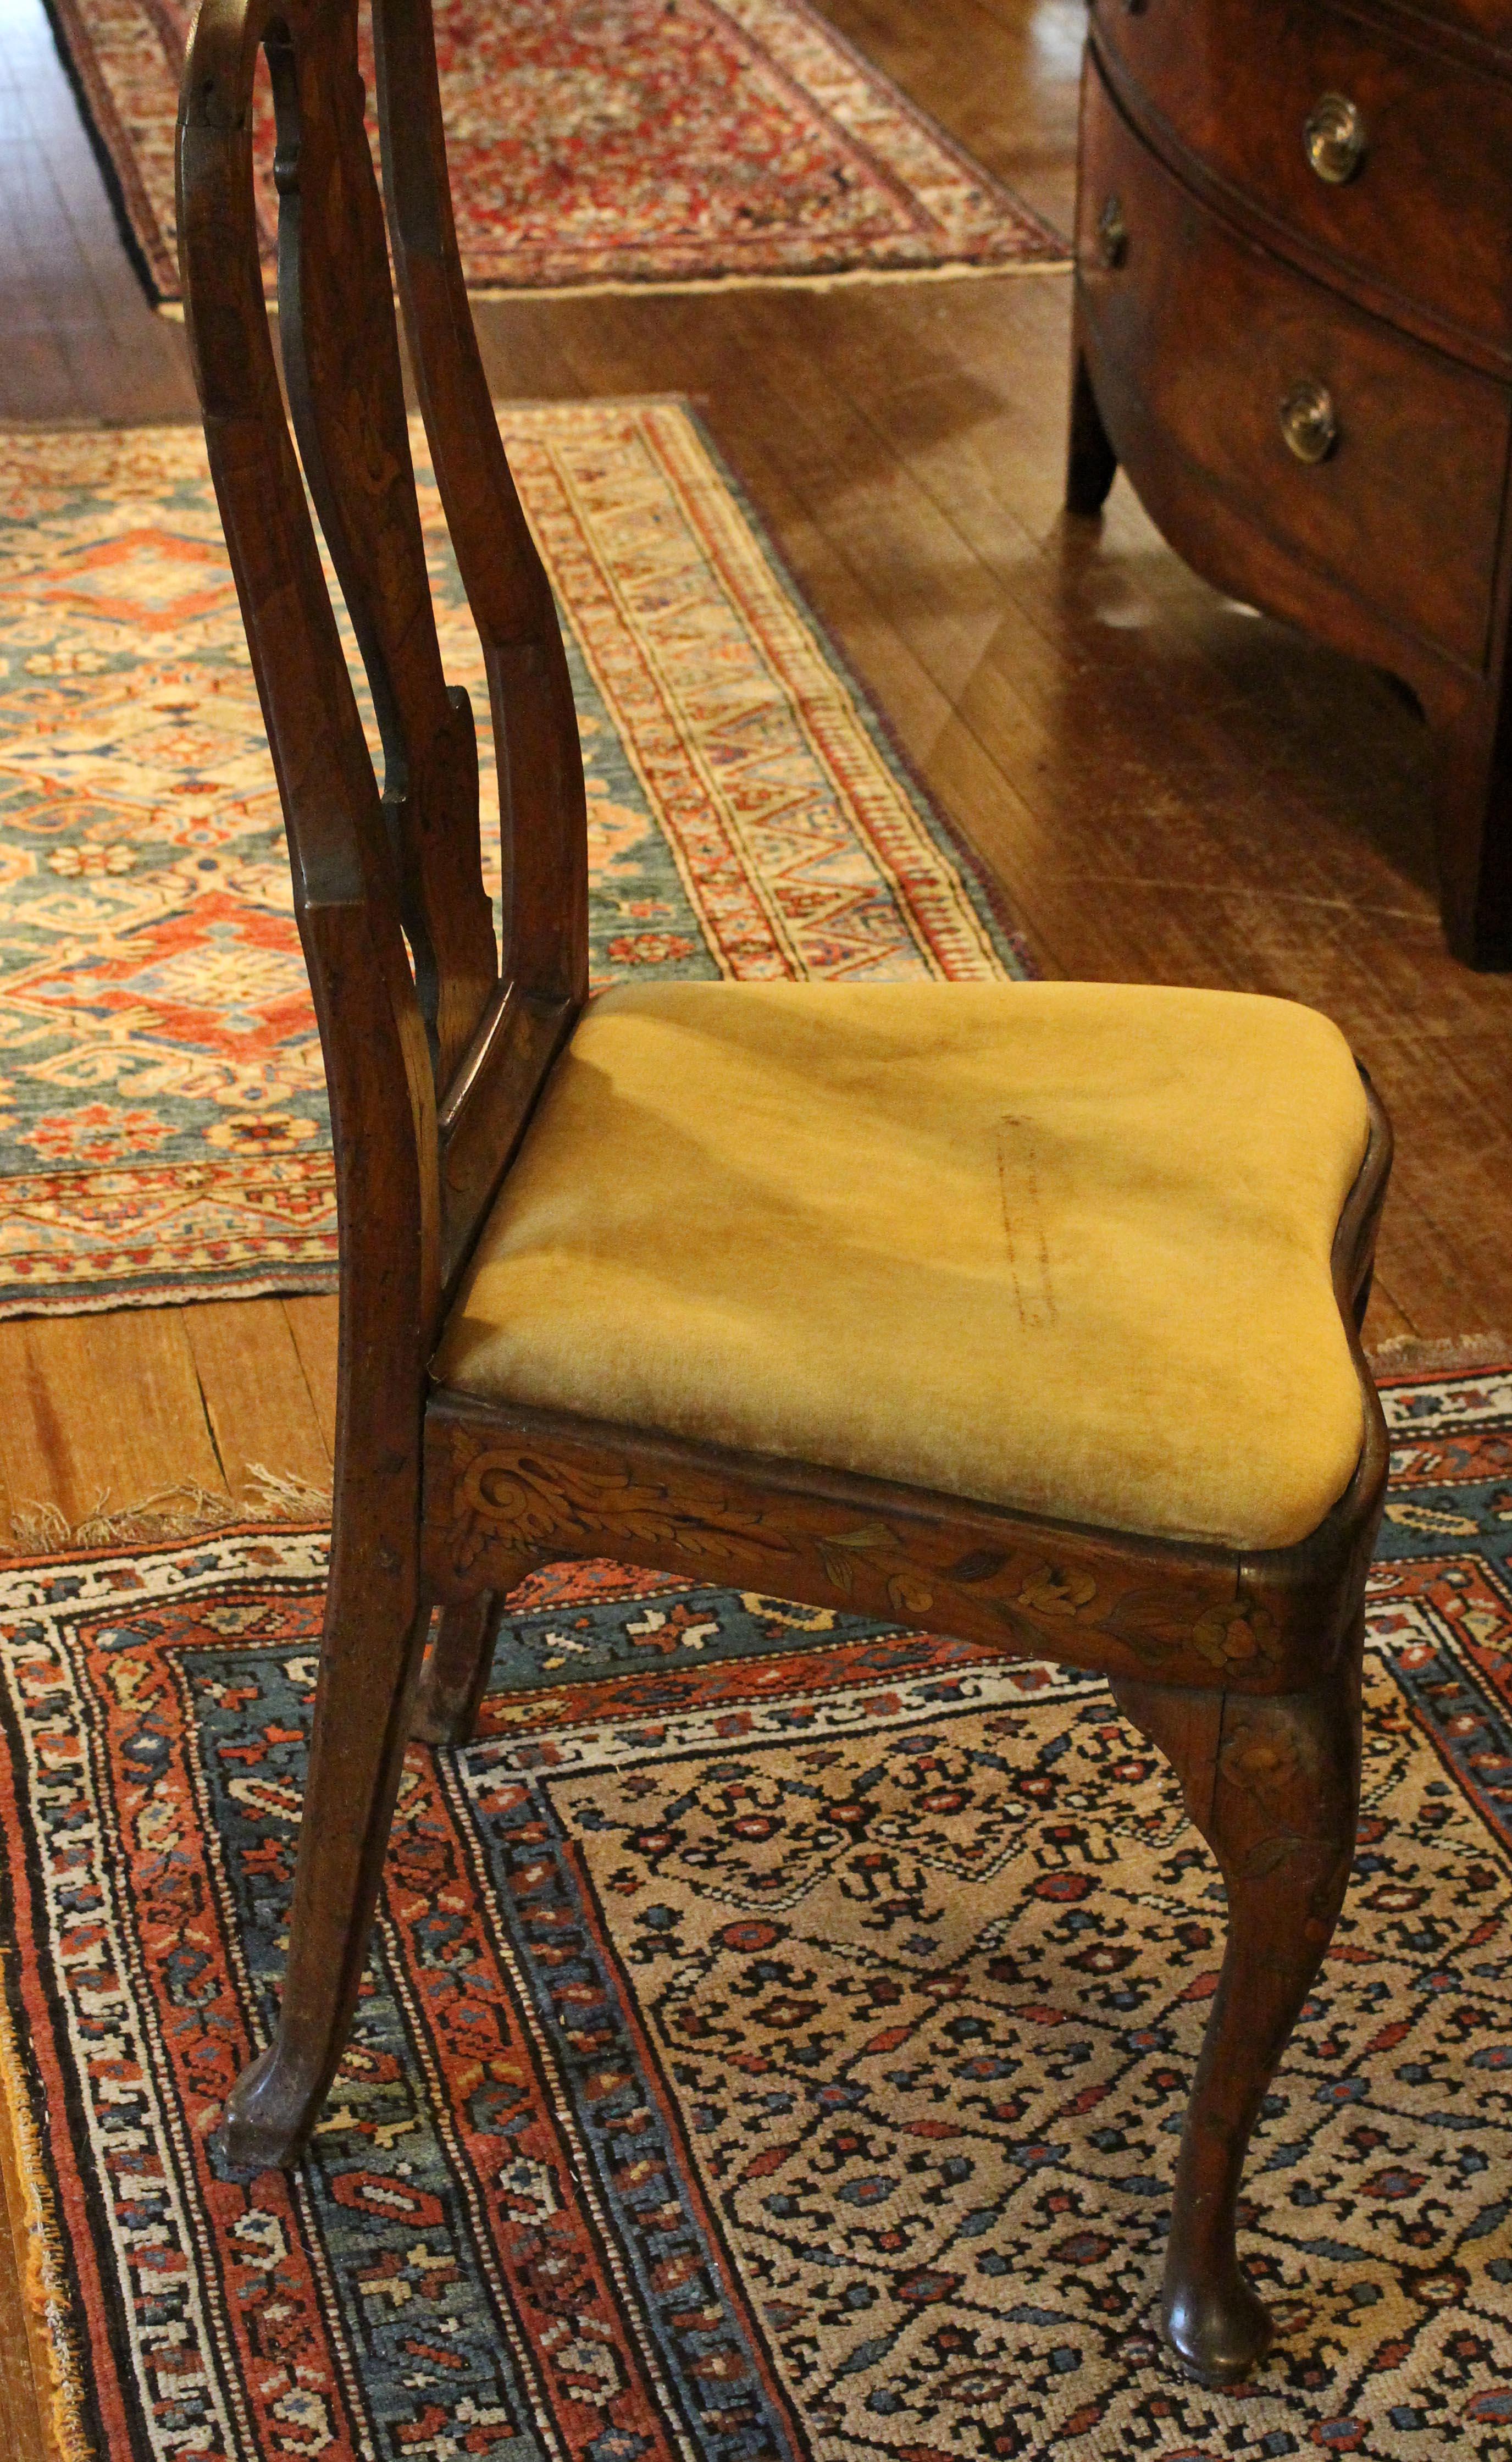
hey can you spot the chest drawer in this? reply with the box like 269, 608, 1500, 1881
1424, 0, 1512, 42
1077, 54, 1511, 670
1092, 0, 1512, 362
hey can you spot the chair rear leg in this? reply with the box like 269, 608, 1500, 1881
1111, 1625, 1362, 2387
215, 1567, 433, 2175
412, 1592, 505, 1744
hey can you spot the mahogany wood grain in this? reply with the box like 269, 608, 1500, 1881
1078, 56, 1510, 676
1094, 0, 1512, 372
1112, 1627, 1363, 2382
1422, 0, 1512, 45
180, 0, 448, 2174
375, 0, 589, 1025
178, 0, 587, 2182
268, 12, 498, 1089
411, 1591, 504, 1746
1071, 2, 1512, 966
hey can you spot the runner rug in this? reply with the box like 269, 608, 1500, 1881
1, 1357, 1511, 2459
0, 400, 1024, 1316
45, 0, 1066, 305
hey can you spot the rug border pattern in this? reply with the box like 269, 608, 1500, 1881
0, 397, 1027, 1318
39, 0, 1069, 307
1, 1355, 1512, 2452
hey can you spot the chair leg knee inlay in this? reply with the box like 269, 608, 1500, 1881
1112, 1629, 1363, 2386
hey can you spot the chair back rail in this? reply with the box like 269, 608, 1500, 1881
176, 0, 589, 1364
373, 0, 589, 1279
375, 0, 589, 1021
264, 12, 497, 1092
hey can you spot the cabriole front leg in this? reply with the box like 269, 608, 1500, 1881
1111, 1629, 1363, 2386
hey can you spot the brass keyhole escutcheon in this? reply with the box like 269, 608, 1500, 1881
1096, 195, 1128, 269
1280, 379, 1339, 464
1304, 92, 1367, 184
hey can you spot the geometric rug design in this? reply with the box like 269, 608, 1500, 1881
43, 0, 1067, 305
0, 400, 1025, 1314
2, 1359, 1511, 2458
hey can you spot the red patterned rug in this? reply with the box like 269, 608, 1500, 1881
45, 0, 1066, 304
3, 1357, 1512, 2457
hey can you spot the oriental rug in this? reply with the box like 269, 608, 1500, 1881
2, 1362, 1512, 2460
0, 401, 1024, 1316
44, 0, 1067, 306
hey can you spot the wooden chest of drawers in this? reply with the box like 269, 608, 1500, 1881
1068, 0, 1512, 966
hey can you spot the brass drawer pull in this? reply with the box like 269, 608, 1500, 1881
1280, 379, 1339, 464
1304, 93, 1367, 185
1096, 195, 1129, 269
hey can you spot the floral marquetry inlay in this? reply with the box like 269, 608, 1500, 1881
424, 1409, 1353, 1696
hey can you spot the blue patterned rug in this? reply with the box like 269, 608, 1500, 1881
2, 1356, 1511, 2458
0, 402, 1024, 1315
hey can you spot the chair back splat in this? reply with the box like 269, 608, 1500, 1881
178, 0, 588, 1346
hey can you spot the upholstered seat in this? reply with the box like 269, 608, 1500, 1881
433, 978, 1371, 1552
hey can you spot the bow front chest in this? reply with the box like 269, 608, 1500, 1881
1068, 0, 1512, 966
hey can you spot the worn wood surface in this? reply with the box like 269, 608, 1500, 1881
0, 0, 1506, 2435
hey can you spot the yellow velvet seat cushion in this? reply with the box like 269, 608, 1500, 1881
432, 981, 1372, 1553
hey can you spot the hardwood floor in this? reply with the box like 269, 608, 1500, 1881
0, 0, 1509, 2442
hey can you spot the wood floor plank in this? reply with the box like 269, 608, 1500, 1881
283, 1296, 340, 1463
817, 0, 1082, 224
0, 0, 195, 428
185, 1299, 334, 1505
0, 1312, 228, 1539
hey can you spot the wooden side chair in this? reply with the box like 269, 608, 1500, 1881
177, 0, 1392, 2391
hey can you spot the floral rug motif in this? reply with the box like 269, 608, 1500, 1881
0, 401, 1023, 1314
3, 1361, 1512, 2458
43, 0, 1066, 303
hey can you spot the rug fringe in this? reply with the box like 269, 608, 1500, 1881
152, 254, 1071, 320
242, 1460, 334, 1519
0, 1952, 91, 2462
7, 1462, 331, 1554
1369, 1331, 1510, 1376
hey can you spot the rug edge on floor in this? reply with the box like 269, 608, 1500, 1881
39, 0, 1070, 308
0, 393, 1032, 1319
